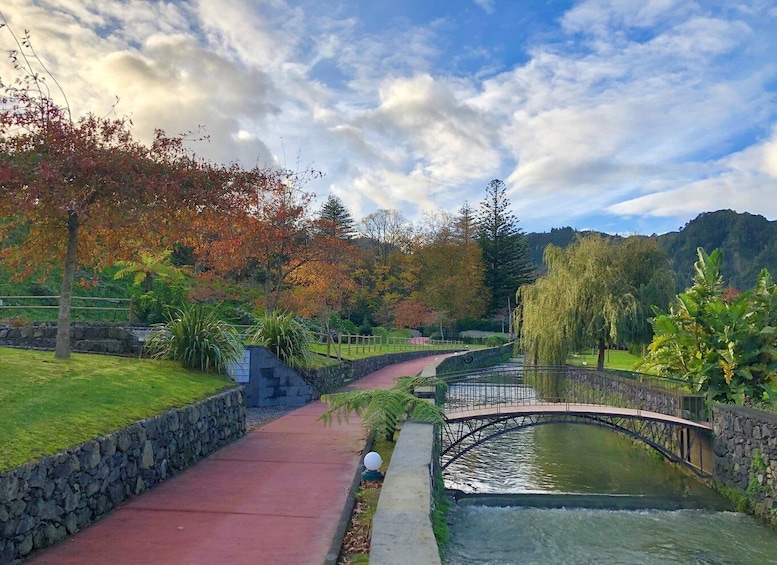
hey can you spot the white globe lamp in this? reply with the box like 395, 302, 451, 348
362, 451, 383, 481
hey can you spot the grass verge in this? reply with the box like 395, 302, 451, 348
0, 347, 235, 471
309, 342, 469, 362
567, 349, 645, 371
338, 437, 394, 565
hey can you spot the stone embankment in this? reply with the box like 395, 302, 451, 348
0, 323, 142, 355
714, 405, 777, 526
303, 349, 467, 395
0, 388, 245, 563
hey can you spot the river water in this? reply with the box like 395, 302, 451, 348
443, 379, 777, 564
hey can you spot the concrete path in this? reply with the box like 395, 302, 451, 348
27, 355, 445, 565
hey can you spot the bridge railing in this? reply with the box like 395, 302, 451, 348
437, 365, 712, 423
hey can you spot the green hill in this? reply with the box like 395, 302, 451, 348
525, 210, 777, 291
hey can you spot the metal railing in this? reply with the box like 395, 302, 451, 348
437, 365, 712, 424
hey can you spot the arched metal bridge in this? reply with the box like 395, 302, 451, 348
435, 365, 713, 478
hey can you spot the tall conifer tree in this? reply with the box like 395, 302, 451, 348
319, 194, 356, 240
476, 179, 534, 315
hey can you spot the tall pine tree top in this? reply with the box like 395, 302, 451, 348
477, 179, 535, 314
319, 194, 356, 239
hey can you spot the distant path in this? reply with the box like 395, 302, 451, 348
408, 336, 429, 345
27, 354, 451, 565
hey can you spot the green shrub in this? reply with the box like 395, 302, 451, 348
485, 335, 509, 347
249, 311, 315, 368
144, 303, 244, 374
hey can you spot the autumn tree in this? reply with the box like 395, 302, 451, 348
415, 210, 488, 324
351, 209, 418, 327
477, 180, 534, 315
391, 298, 434, 331
455, 201, 477, 243
201, 168, 345, 313
358, 209, 415, 266
0, 29, 247, 357
285, 260, 357, 358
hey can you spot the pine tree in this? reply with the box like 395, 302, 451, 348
455, 201, 477, 243
476, 179, 535, 315
319, 194, 356, 239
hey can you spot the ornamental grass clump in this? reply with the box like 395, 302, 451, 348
249, 310, 315, 368
144, 303, 244, 374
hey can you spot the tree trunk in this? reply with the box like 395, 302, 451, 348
55, 211, 79, 359
597, 335, 606, 371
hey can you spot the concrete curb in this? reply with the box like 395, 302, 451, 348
369, 421, 441, 565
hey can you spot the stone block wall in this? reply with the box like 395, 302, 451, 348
243, 346, 314, 407
435, 344, 513, 375
0, 323, 142, 355
565, 368, 686, 417
713, 405, 777, 526
302, 349, 462, 395
0, 388, 245, 563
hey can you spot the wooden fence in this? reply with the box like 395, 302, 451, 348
320, 333, 464, 356
0, 295, 133, 322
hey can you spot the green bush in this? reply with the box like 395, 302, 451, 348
249, 311, 315, 368
144, 303, 244, 374
372, 326, 388, 339
485, 335, 509, 347
639, 248, 777, 404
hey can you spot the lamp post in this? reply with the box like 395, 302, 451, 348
362, 451, 383, 481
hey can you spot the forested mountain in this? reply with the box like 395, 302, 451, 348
525, 227, 616, 274
657, 210, 777, 290
525, 210, 777, 291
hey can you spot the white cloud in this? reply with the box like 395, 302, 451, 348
1, 0, 776, 232
472, 0, 495, 15
607, 130, 777, 220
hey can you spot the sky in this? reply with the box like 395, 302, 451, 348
1, 0, 777, 235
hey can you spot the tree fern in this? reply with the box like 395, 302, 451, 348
319, 376, 445, 440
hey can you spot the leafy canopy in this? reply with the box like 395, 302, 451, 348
638, 248, 777, 404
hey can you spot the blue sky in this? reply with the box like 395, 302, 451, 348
2, 0, 777, 234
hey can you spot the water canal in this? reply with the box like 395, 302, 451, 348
442, 372, 777, 564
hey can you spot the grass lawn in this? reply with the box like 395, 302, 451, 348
0, 347, 236, 471
309, 341, 470, 362
567, 349, 645, 371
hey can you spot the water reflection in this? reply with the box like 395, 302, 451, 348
445, 424, 711, 497
443, 370, 777, 564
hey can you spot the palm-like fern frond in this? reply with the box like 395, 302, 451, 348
319, 375, 445, 440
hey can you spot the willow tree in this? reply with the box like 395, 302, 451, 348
519, 235, 674, 369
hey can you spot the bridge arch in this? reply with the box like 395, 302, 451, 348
434, 364, 714, 478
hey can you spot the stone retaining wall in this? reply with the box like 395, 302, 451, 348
435, 344, 513, 374
0, 388, 246, 563
565, 368, 686, 417
0, 323, 142, 355
713, 405, 777, 526
302, 349, 462, 395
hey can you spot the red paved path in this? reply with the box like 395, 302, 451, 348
27, 355, 445, 565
